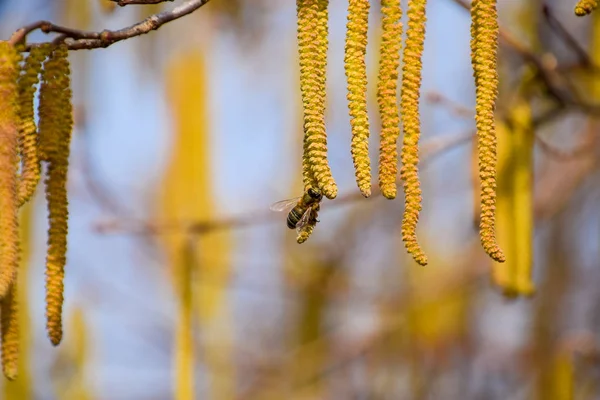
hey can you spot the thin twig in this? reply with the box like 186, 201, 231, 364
8, 0, 211, 51
94, 130, 476, 236
113, 0, 174, 5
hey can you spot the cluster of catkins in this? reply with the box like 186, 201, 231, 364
295, 0, 505, 265
0, 41, 72, 380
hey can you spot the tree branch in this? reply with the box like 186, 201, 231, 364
9, 0, 211, 51
93, 130, 476, 236
113, 0, 175, 5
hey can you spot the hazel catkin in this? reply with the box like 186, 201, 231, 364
345, 0, 372, 197
471, 0, 505, 263
0, 42, 22, 298
400, 0, 428, 266
377, 0, 402, 199
39, 44, 73, 346
297, 0, 337, 199
1, 281, 19, 380
17, 44, 51, 207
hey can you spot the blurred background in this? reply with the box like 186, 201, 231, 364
0, 0, 600, 399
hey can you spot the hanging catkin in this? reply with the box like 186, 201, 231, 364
1, 281, 19, 380
400, 0, 428, 266
17, 44, 51, 207
297, 0, 337, 199
471, 0, 505, 262
0, 42, 22, 298
377, 0, 402, 199
345, 0, 372, 197
39, 44, 73, 346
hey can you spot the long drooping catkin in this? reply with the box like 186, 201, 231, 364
1, 281, 19, 380
472, 0, 505, 263
0, 42, 22, 298
575, 0, 598, 15
377, 0, 402, 199
17, 44, 51, 207
400, 0, 428, 266
39, 44, 73, 346
345, 0, 371, 197
297, 0, 337, 199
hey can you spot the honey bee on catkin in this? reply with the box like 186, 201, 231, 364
270, 187, 323, 234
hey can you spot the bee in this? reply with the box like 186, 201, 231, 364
270, 188, 323, 232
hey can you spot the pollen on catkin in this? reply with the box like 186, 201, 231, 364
575, 0, 598, 15
297, 0, 337, 199
345, 0, 371, 197
297, 223, 315, 244
0, 42, 22, 298
17, 44, 51, 207
472, 0, 505, 263
400, 0, 428, 266
377, 0, 402, 199
1, 282, 19, 380
40, 44, 73, 346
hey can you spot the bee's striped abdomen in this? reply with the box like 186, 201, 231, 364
287, 207, 304, 229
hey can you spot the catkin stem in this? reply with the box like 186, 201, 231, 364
345, 0, 372, 197
575, 0, 598, 16
377, 0, 402, 199
472, 0, 505, 262
40, 44, 73, 346
400, 0, 428, 266
297, 0, 337, 199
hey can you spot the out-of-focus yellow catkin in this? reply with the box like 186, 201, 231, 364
297, 0, 337, 199
40, 44, 73, 346
575, 0, 598, 16
377, 0, 402, 199
0, 42, 22, 298
1, 282, 19, 380
471, 0, 505, 263
99, 0, 118, 14
400, 0, 428, 266
494, 105, 535, 297
345, 0, 371, 197
17, 45, 51, 207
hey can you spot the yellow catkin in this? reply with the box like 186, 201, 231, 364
1, 282, 19, 380
40, 44, 73, 346
17, 45, 51, 207
0, 42, 22, 298
296, 224, 314, 244
297, 0, 337, 199
400, 0, 428, 266
575, 0, 598, 16
472, 0, 505, 262
302, 128, 318, 191
377, 0, 402, 199
345, 0, 371, 197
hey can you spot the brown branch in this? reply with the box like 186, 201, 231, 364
113, 0, 174, 5
8, 0, 211, 51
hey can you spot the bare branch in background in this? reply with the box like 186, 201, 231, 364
113, 0, 175, 5
93, 131, 476, 236
426, 91, 473, 119
8, 0, 211, 50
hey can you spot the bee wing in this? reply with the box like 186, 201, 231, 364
270, 197, 301, 212
295, 206, 315, 231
